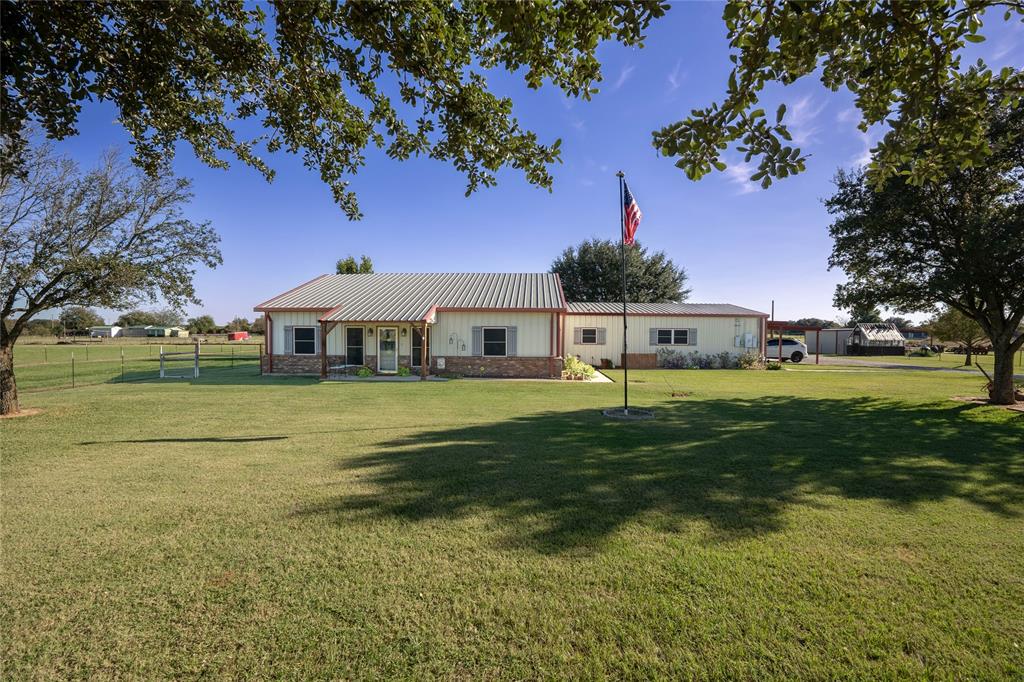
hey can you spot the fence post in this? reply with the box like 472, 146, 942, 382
121, 348, 125, 382
159, 346, 164, 379
194, 342, 200, 379
231, 346, 235, 368
71, 352, 75, 388
86, 345, 89, 361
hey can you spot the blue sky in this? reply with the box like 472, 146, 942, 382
51, 3, 1023, 325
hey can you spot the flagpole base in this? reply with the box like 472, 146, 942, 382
602, 407, 655, 420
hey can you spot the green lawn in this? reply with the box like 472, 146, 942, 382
804, 350, 1024, 373
14, 343, 261, 391
3, 368, 1022, 678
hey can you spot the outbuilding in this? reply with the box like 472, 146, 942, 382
88, 325, 122, 338
122, 325, 152, 337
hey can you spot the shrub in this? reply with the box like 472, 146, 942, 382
909, 347, 936, 357
396, 366, 411, 376
766, 361, 783, 370
563, 355, 596, 380
657, 348, 748, 369
355, 366, 373, 378
737, 351, 764, 369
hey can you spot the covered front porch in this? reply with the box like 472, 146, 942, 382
318, 318, 432, 379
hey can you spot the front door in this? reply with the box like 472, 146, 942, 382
377, 327, 398, 373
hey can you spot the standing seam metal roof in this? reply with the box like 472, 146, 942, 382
566, 302, 768, 316
255, 273, 566, 322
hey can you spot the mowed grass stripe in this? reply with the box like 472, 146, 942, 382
2, 369, 1022, 678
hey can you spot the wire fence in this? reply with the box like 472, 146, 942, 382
15, 343, 263, 393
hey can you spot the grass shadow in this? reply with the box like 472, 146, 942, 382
297, 396, 1023, 553
80, 436, 288, 445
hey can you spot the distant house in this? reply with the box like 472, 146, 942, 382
146, 326, 188, 337
89, 325, 122, 338
902, 327, 930, 340
254, 272, 768, 377
122, 325, 152, 337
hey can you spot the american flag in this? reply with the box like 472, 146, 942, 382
622, 181, 642, 245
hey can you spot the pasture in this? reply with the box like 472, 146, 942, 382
2, 366, 1022, 678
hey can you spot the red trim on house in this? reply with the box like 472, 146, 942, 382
253, 273, 331, 311
317, 304, 346, 322
266, 312, 273, 373
566, 311, 770, 318
553, 273, 569, 310
422, 305, 438, 322
433, 306, 564, 313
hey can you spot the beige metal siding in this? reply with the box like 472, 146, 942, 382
272, 314, 419, 358
564, 314, 762, 366
433, 311, 553, 358
270, 311, 321, 352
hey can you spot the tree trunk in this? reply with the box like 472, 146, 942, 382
0, 342, 18, 415
964, 344, 973, 366
989, 340, 1018, 405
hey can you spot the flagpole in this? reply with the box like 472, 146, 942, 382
617, 170, 628, 415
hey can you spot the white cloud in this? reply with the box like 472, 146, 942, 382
849, 124, 887, 168
836, 107, 859, 125
613, 65, 635, 91
785, 95, 827, 146
667, 61, 686, 92
724, 158, 760, 195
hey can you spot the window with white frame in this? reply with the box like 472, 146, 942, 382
655, 328, 688, 345
580, 328, 598, 344
293, 326, 316, 355
482, 327, 507, 356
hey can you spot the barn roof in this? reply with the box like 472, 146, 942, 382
566, 301, 768, 317
255, 273, 566, 322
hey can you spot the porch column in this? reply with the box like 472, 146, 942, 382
267, 313, 273, 374
320, 321, 328, 378
420, 321, 428, 380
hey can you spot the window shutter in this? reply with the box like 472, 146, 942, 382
314, 325, 320, 354
507, 327, 517, 356
689, 328, 698, 346
573, 327, 582, 344
471, 326, 482, 356
284, 326, 294, 354
597, 328, 607, 345
649, 328, 658, 346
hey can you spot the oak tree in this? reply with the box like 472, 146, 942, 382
927, 308, 988, 366
0, 141, 220, 414
2, 1, 666, 219
336, 255, 374, 274
826, 104, 1023, 404
552, 239, 690, 304
655, 1, 1024, 189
